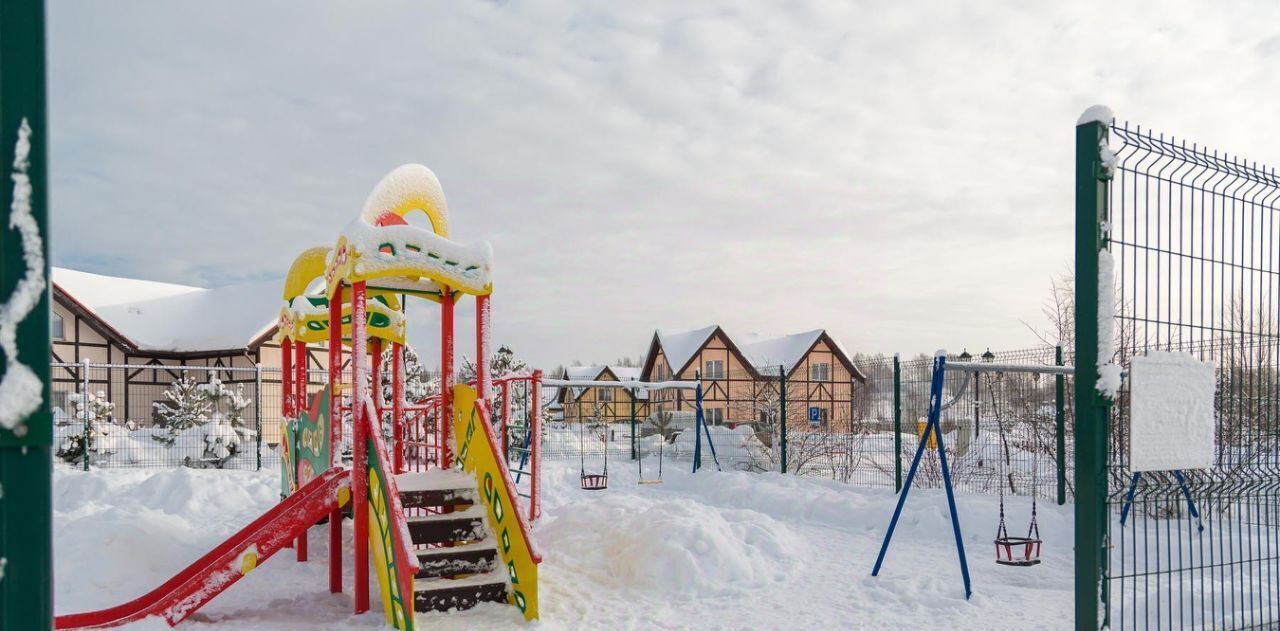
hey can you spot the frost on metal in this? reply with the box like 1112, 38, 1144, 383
1096, 250, 1122, 398
1128, 351, 1216, 472
0, 119, 45, 431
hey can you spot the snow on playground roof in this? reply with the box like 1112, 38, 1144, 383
736, 329, 824, 373
655, 325, 719, 374
53, 267, 282, 353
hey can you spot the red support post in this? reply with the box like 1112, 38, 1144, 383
326, 284, 343, 595
282, 339, 294, 420
440, 287, 455, 468
294, 341, 307, 421
371, 337, 383, 424
392, 342, 405, 474
291, 340, 310, 562
475, 294, 491, 402
500, 379, 510, 461
531, 369, 542, 521
351, 281, 370, 614
328, 284, 344, 468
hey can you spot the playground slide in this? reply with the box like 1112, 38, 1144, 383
55, 467, 350, 629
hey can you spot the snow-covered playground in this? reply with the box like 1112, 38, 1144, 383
55, 458, 1074, 630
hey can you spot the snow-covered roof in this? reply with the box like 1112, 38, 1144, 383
561, 365, 648, 400
654, 325, 719, 374
53, 267, 281, 353
736, 329, 824, 373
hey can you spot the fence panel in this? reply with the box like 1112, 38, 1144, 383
1078, 117, 1280, 629
50, 362, 286, 471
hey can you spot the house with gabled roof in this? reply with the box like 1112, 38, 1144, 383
640, 325, 864, 431
49, 267, 328, 443
556, 364, 650, 425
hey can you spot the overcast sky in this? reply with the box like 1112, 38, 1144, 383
46, 1, 1280, 368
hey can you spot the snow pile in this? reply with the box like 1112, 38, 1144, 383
540, 493, 804, 597
55, 454, 1076, 629
670, 425, 767, 470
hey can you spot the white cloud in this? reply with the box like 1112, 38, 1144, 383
47, 0, 1280, 367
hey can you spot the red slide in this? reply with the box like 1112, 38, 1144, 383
56, 468, 350, 629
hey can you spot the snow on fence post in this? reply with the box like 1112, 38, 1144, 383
1073, 106, 1113, 631
255, 363, 263, 471
81, 358, 90, 471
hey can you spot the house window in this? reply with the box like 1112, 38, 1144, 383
704, 359, 724, 379
51, 312, 64, 340
810, 362, 831, 381
706, 407, 724, 425
597, 387, 613, 402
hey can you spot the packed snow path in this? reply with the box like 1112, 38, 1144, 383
55, 460, 1073, 629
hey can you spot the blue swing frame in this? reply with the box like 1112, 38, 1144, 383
870, 354, 973, 600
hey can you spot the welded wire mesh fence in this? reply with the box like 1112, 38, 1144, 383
49, 362, 313, 471
1082, 119, 1280, 630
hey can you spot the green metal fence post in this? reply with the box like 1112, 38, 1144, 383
0, 1, 53, 626
629, 390, 637, 461
1074, 111, 1112, 631
1055, 345, 1066, 506
779, 365, 787, 474
81, 358, 90, 470
893, 353, 902, 493
255, 363, 263, 471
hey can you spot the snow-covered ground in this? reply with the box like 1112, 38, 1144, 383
55, 459, 1074, 630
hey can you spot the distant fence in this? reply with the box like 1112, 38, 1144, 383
546, 346, 1074, 502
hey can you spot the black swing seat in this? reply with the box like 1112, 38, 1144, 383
994, 536, 1042, 566
580, 473, 608, 490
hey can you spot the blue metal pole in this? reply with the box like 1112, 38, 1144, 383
871, 355, 972, 600
692, 370, 703, 473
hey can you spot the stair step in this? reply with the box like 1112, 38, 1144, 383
395, 471, 477, 510
406, 506, 487, 545
414, 540, 499, 579
413, 573, 508, 613
399, 488, 475, 511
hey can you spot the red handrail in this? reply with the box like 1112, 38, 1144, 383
359, 397, 420, 600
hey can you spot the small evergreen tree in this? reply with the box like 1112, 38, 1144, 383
152, 372, 212, 445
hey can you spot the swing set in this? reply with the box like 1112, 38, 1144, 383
871, 354, 1075, 598
540, 375, 708, 490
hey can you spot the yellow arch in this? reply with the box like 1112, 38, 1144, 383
282, 246, 331, 301
361, 164, 449, 238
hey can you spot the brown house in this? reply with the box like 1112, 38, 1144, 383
50, 267, 329, 443
556, 365, 650, 424
640, 325, 865, 432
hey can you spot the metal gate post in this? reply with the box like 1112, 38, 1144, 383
1074, 112, 1112, 631
0, 2, 53, 624
779, 365, 787, 474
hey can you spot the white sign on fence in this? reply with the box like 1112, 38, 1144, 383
1128, 351, 1216, 472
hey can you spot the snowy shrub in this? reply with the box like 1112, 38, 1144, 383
55, 390, 125, 464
